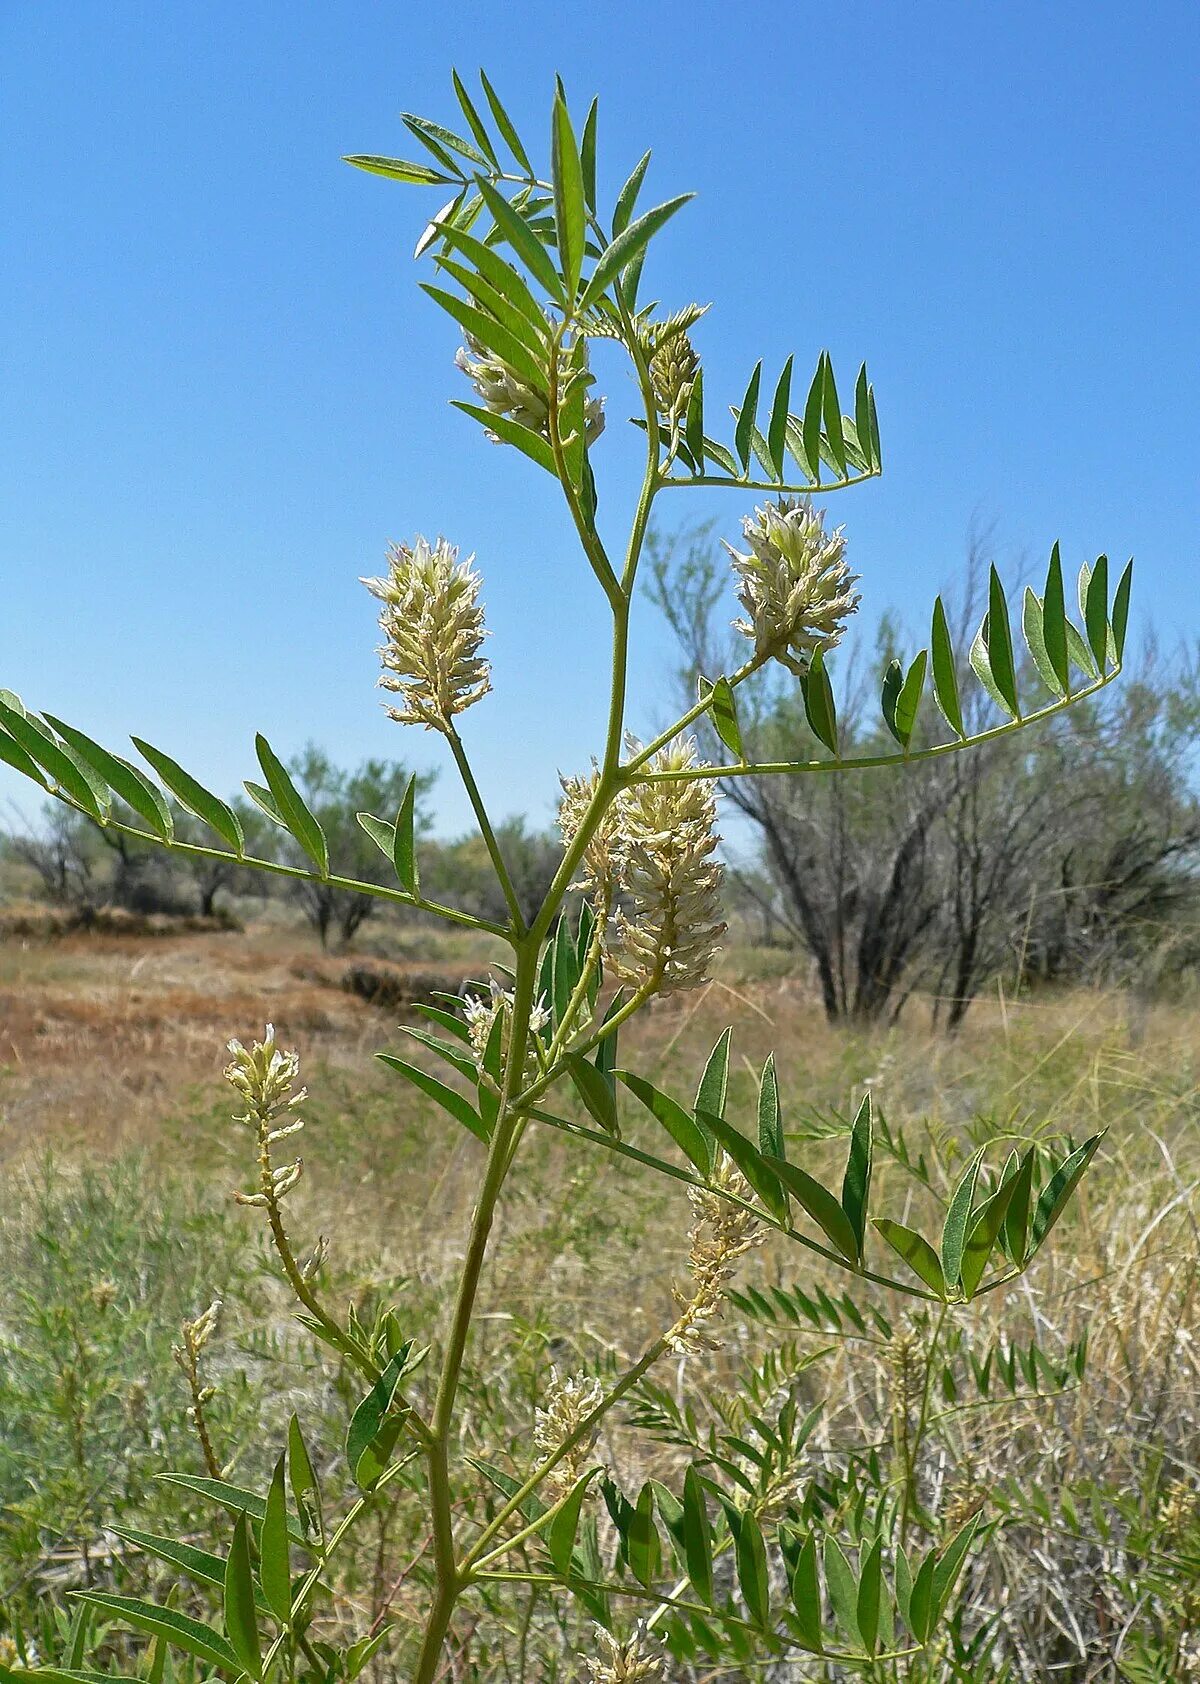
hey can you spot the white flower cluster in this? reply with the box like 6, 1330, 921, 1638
725, 496, 860, 676
225, 1024, 306, 1207
363, 536, 491, 732
456, 330, 605, 447
533, 1366, 605, 1500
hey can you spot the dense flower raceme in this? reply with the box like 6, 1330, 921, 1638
456, 329, 606, 447
725, 496, 860, 676
642, 304, 708, 425
363, 537, 491, 732
671, 1151, 766, 1353
225, 1024, 307, 1207
558, 740, 725, 998
534, 1366, 605, 1501
585, 1623, 665, 1684
462, 978, 551, 1082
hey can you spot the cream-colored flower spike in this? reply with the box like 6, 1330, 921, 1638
557, 762, 624, 902
225, 1024, 307, 1208
725, 496, 861, 677
455, 330, 606, 446
611, 737, 725, 997
584, 1622, 665, 1684
363, 536, 491, 732
534, 1366, 605, 1500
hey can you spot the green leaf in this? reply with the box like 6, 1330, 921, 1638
895, 650, 927, 747
801, 357, 826, 485
682, 1465, 713, 1605
566, 1051, 619, 1137
255, 735, 328, 875
450, 400, 558, 473
684, 366, 705, 468
736, 1512, 772, 1630
757, 1054, 783, 1158
986, 566, 1020, 717
547, 1471, 598, 1576
451, 69, 500, 169
734, 361, 762, 471
580, 97, 598, 211
259, 1455, 292, 1624
767, 1157, 861, 1262
1031, 1133, 1104, 1253
44, 720, 174, 840
932, 1515, 981, 1619
940, 1147, 985, 1290
789, 1533, 823, 1652
766, 356, 794, 480
1000, 1147, 1037, 1268
1022, 589, 1066, 698
959, 1165, 1024, 1298
0, 702, 107, 821
343, 154, 456, 185
705, 676, 743, 760
873, 1220, 947, 1297
801, 647, 839, 754
820, 355, 847, 478
695, 1026, 731, 1120
1085, 553, 1110, 670
346, 1347, 411, 1489
422, 283, 546, 390
612, 150, 651, 235
627, 1483, 661, 1587
110, 1526, 266, 1609
1042, 543, 1071, 694
969, 618, 1016, 720
476, 178, 565, 303
840, 1094, 873, 1261
402, 112, 485, 171
880, 659, 903, 744
616, 1070, 710, 1174
376, 1055, 488, 1143
579, 195, 693, 312
856, 1536, 883, 1654
437, 224, 547, 337
0, 720, 49, 787
287, 1414, 323, 1543
434, 255, 548, 360
930, 596, 964, 737
854, 364, 874, 471
70, 1594, 238, 1675
132, 739, 244, 854
698, 1110, 789, 1226
1111, 559, 1133, 661
823, 1537, 861, 1646
478, 70, 532, 173
551, 93, 585, 299
224, 1513, 262, 1678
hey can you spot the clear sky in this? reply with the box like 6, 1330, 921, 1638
2, 1, 1198, 838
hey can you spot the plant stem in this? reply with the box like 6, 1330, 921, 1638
445, 724, 526, 932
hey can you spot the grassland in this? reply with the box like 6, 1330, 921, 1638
2, 910, 1199, 1679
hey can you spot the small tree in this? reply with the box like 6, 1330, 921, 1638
0, 73, 1136, 1683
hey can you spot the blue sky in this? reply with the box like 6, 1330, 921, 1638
2, 1, 1198, 838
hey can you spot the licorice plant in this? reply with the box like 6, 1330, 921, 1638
0, 70, 1134, 1684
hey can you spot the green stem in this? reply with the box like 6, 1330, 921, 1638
900, 1303, 950, 1546
445, 725, 526, 933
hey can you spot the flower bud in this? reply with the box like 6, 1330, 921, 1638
363, 536, 491, 732
725, 497, 860, 676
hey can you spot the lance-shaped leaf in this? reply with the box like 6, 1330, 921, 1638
45, 719, 173, 840
478, 69, 532, 173
940, 1147, 985, 1291
71, 1594, 239, 1674
821, 355, 848, 478
767, 1156, 860, 1261
789, 1532, 824, 1652
580, 97, 598, 210
930, 596, 964, 737
259, 1455, 292, 1624
110, 1526, 268, 1610
856, 1536, 884, 1654
932, 1516, 982, 1622
959, 1159, 1026, 1298
907, 1550, 938, 1642
434, 255, 547, 361
1111, 559, 1133, 661
0, 700, 107, 821
1042, 542, 1071, 694
987, 566, 1020, 716
551, 92, 585, 298
1022, 589, 1066, 698
823, 1537, 861, 1646
873, 1220, 946, 1297
346, 1346, 412, 1489
224, 1513, 262, 1678
766, 356, 794, 480
694, 1026, 731, 1157
547, 1470, 600, 1576
422, 283, 547, 390
578, 194, 693, 311
682, 1464, 714, 1606
733, 361, 763, 472
1001, 1147, 1037, 1267
402, 112, 485, 172
1084, 553, 1110, 670
256, 735, 328, 875
736, 1512, 772, 1630
698, 1109, 789, 1225
840, 1095, 874, 1262
617, 1069, 710, 1173
801, 355, 827, 485
437, 225, 547, 336
451, 400, 557, 473
1031, 1132, 1104, 1253
344, 154, 457, 185
685, 367, 705, 467
881, 652, 927, 748
700, 675, 743, 760
627, 1482, 661, 1587
476, 178, 565, 303
288, 1413, 323, 1543
854, 363, 875, 471
566, 1051, 619, 1136
132, 738, 243, 853
451, 69, 500, 169
376, 1054, 488, 1143
801, 647, 839, 754
757, 1053, 783, 1159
